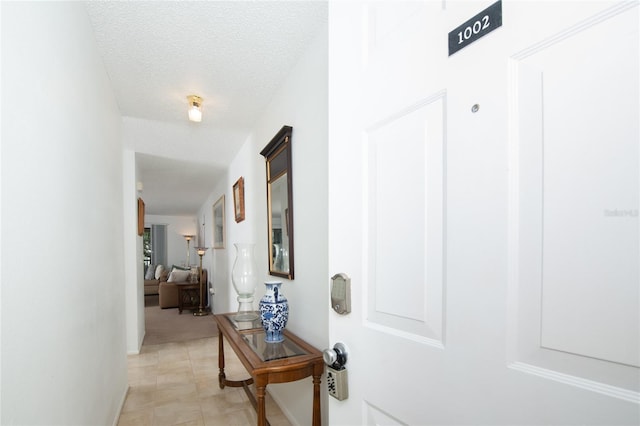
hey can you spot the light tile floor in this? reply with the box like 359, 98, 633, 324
118, 336, 292, 426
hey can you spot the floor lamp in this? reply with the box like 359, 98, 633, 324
194, 246, 209, 316
184, 235, 194, 267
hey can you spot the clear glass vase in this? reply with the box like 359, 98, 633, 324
231, 243, 259, 321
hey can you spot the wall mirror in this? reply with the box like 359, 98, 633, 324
260, 125, 294, 279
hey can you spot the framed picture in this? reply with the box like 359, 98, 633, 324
233, 177, 245, 223
137, 198, 145, 236
213, 195, 225, 249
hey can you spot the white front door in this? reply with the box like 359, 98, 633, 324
327, 1, 639, 424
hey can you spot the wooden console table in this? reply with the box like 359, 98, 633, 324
214, 313, 323, 426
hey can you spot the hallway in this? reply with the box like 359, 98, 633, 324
118, 337, 291, 425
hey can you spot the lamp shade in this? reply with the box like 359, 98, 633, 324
187, 95, 202, 122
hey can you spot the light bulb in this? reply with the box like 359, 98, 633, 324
187, 95, 202, 122
188, 105, 202, 122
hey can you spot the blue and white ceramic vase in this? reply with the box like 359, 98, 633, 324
259, 281, 288, 343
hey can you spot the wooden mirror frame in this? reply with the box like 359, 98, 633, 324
260, 125, 294, 279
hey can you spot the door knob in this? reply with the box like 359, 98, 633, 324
323, 342, 348, 369
323, 342, 349, 400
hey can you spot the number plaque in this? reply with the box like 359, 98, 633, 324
448, 0, 502, 56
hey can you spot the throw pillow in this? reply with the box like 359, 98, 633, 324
155, 264, 165, 280
144, 264, 156, 280
167, 268, 191, 283
172, 264, 190, 271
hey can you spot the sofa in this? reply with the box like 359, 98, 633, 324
143, 264, 168, 295
144, 264, 192, 296
159, 268, 208, 309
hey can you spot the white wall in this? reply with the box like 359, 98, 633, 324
252, 24, 329, 344
197, 22, 329, 426
196, 135, 266, 315
225, 135, 266, 309
123, 150, 145, 354
1, 3, 128, 424
196, 181, 229, 314
254, 24, 329, 425
145, 214, 199, 268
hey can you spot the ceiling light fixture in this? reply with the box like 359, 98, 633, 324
187, 95, 202, 122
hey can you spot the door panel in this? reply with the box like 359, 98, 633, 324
365, 93, 446, 344
328, 1, 639, 424
508, 0, 639, 395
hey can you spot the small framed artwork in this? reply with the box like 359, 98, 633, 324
137, 198, 145, 236
213, 195, 225, 249
233, 177, 245, 223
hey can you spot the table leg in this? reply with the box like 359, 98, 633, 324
256, 385, 267, 426
218, 327, 226, 389
312, 373, 322, 426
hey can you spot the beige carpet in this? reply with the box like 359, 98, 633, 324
143, 295, 218, 346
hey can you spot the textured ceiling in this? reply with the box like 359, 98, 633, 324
85, 1, 327, 215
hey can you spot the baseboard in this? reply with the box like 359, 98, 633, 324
112, 385, 130, 426
140, 329, 146, 350
268, 388, 299, 426
127, 349, 140, 355
127, 330, 144, 355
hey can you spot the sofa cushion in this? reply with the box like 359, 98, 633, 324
158, 281, 179, 308
145, 264, 156, 280
144, 279, 159, 295
154, 264, 165, 280
167, 268, 190, 283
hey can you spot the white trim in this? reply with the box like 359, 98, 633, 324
509, 362, 640, 404
364, 320, 445, 350
512, 0, 638, 60
112, 385, 130, 426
